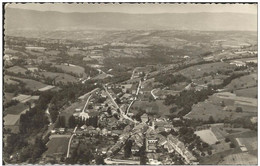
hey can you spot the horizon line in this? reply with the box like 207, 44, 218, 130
6, 7, 257, 15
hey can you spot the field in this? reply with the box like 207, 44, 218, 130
186, 91, 257, 121
236, 137, 257, 151
235, 87, 257, 98
192, 74, 227, 86
53, 64, 86, 77
40, 71, 78, 84
225, 73, 257, 91
185, 100, 225, 121
153, 89, 181, 98
45, 50, 60, 56
6, 66, 27, 75
195, 129, 218, 145
220, 153, 257, 165
4, 103, 28, 115
60, 100, 86, 126
45, 137, 70, 156
211, 141, 231, 154
8, 76, 48, 91
178, 62, 235, 79
67, 48, 86, 56
131, 100, 171, 117
4, 92, 15, 103
4, 75, 19, 85
4, 114, 20, 126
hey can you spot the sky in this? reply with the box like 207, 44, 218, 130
6, 3, 257, 14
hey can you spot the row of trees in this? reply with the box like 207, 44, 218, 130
19, 92, 55, 134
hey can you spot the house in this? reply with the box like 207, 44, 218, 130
141, 113, 149, 123
75, 130, 84, 136
111, 130, 122, 137
131, 144, 140, 154
58, 128, 65, 134
147, 144, 157, 153
121, 84, 133, 93
101, 147, 108, 154
75, 108, 82, 112
80, 124, 88, 130
51, 130, 56, 134
164, 124, 173, 132
101, 91, 107, 98
157, 134, 167, 147
27, 67, 39, 72
100, 128, 108, 136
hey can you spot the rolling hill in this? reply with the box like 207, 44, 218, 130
5, 8, 257, 32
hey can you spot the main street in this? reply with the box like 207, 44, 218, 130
103, 85, 138, 124
126, 80, 142, 115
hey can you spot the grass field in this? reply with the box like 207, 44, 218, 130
4, 92, 15, 104
186, 93, 257, 121
178, 62, 235, 79
154, 89, 181, 97
8, 76, 48, 91
186, 100, 225, 121
220, 153, 257, 165
225, 73, 257, 91
4, 75, 19, 85
4, 103, 28, 115
53, 64, 86, 77
40, 71, 78, 84
211, 141, 231, 154
131, 100, 171, 117
195, 129, 218, 145
235, 87, 257, 98
236, 137, 257, 151
45, 50, 60, 56
45, 137, 70, 156
6, 66, 27, 75
60, 100, 86, 126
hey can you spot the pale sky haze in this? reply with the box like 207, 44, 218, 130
6, 3, 257, 14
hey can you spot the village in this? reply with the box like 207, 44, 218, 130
3, 28, 258, 165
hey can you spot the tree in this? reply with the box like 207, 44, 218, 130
115, 98, 121, 104
124, 140, 133, 158
56, 116, 66, 128
230, 143, 236, 148
208, 116, 215, 124
107, 107, 112, 115
139, 141, 147, 165
88, 105, 93, 109
31, 137, 47, 161
95, 155, 105, 165
221, 101, 225, 107
170, 106, 177, 113
236, 107, 243, 113
68, 115, 76, 128
208, 150, 212, 155
78, 149, 94, 164
225, 137, 231, 142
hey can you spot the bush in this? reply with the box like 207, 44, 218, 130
225, 137, 231, 142
236, 107, 243, 113
230, 143, 236, 148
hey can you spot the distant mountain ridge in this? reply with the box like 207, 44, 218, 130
5, 8, 257, 31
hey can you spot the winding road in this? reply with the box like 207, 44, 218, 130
151, 88, 158, 100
